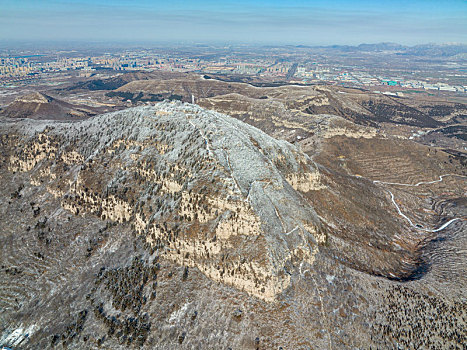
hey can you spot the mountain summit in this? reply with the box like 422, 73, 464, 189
5, 101, 327, 301
1, 102, 465, 349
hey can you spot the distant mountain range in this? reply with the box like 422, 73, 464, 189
295, 42, 467, 57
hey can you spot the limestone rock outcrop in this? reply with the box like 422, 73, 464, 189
3, 101, 327, 301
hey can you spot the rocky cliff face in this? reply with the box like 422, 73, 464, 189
3, 102, 328, 301
1, 102, 465, 349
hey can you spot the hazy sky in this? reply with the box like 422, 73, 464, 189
1, 0, 466, 45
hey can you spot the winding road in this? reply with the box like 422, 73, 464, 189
373, 174, 467, 187
372, 174, 467, 232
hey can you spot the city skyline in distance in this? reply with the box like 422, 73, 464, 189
1, 0, 466, 45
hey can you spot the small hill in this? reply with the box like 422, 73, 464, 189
0, 92, 99, 120
65, 71, 191, 91
114, 76, 446, 128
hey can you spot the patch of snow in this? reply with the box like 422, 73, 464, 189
326, 275, 336, 284
168, 302, 191, 324
1, 324, 37, 348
